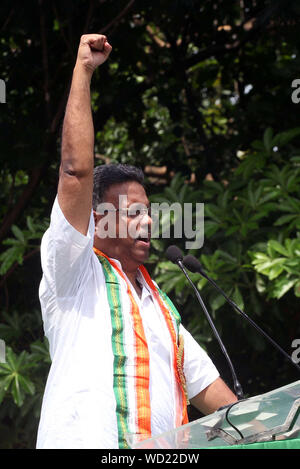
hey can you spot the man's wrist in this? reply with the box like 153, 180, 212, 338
73, 62, 93, 84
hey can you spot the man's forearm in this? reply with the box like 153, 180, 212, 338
61, 65, 94, 177
190, 377, 237, 415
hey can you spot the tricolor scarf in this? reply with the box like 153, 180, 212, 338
93, 248, 189, 448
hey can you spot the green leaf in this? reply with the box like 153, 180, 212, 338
26, 216, 35, 233
268, 264, 284, 280
210, 293, 226, 312
18, 375, 35, 396
11, 225, 25, 244
0, 374, 14, 391
0, 384, 6, 405
232, 286, 244, 311
0, 245, 25, 274
263, 127, 274, 153
204, 221, 220, 237
272, 127, 300, 146
255, 274, 266, 294
271, 278, 297, 299
294, 281, 300, 298
267, 240, 289, 257
274, 214, 297, 226
11, 374, 23, 407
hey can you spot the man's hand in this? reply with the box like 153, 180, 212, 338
75, 34, 112, 75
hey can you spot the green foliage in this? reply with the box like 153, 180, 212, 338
0, 311, 50, 448
0, 347, 36, 407
0, 217, 48, 275
151, 127, 300, 375
251, 239, 300, 299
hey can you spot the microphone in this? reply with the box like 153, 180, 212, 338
166, 245, 244, 400
183, 254, 300, 374
166, 245, 184, 264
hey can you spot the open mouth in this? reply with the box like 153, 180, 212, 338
135, 234, 151, 246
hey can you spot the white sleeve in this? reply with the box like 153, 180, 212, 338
40, 196, 94, 300
181, 325, 220, 400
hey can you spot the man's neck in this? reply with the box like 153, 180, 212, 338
125, 269, 142, 298
93, 242, 142, 298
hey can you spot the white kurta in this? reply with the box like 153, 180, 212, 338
36, 197, 219, 449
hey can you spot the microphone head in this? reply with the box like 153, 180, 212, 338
183, 255, 204, 274
166, 245, 183, 264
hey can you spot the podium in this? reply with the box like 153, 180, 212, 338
127, 380, 300, 449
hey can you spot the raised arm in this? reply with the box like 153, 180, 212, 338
58, 34, 112, 235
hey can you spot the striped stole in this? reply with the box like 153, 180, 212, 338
94, 248, 188, 448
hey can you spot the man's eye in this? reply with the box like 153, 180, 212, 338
127, 209, 140, 217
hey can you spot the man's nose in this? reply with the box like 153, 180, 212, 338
141, 211, 152, 226
138, 212, 152, 237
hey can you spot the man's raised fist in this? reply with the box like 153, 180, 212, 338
76, 34, 112, 74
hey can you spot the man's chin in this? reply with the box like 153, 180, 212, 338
133, 240, 151, 263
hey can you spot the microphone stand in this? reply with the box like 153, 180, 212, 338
183, 256, 300, 375
176, 258, 245, 400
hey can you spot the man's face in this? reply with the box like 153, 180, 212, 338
93, 181, 152, 272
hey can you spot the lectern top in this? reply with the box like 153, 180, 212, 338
127, 380, 300, 449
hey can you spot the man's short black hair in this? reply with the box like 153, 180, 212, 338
93, 163, 145, 210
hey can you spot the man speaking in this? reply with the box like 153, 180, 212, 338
36, 34, 237, 449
